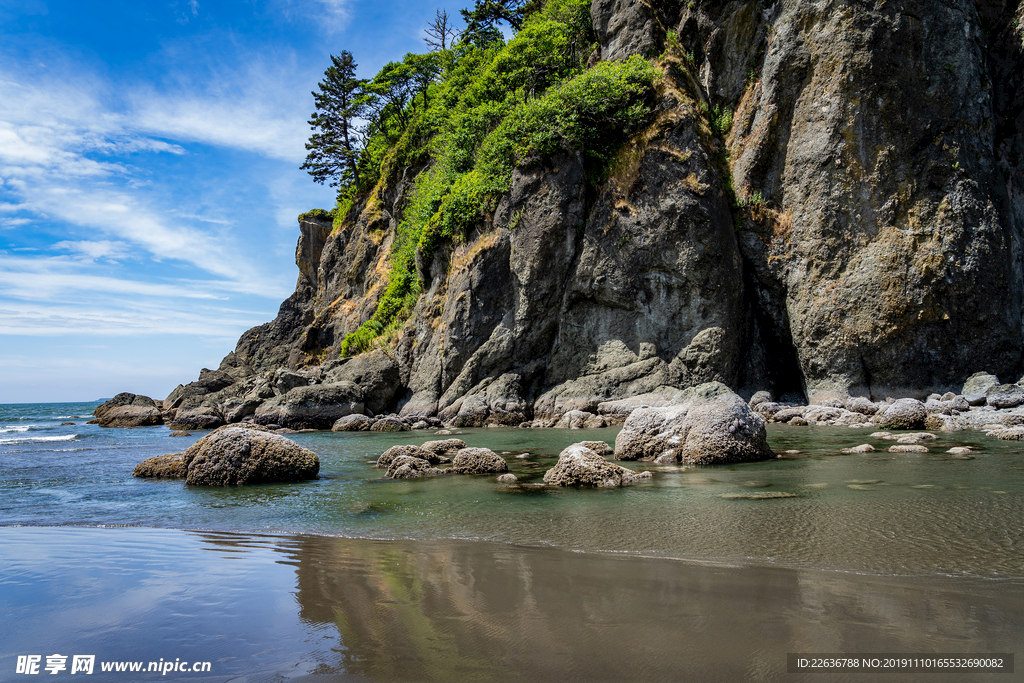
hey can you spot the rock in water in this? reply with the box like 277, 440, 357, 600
543, 444, 653, 488
385, 456, 444, 479
94, 393, 163, 428
133, 453, 186, 479
420, 439, 467, 460
878, 399, 927, 431
450, 448, 508, 474
614, 382, 774, 465
376, 445, 437, 468
181, 424, 319, 486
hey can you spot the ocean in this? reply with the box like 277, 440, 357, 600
1, 401, 1022, 681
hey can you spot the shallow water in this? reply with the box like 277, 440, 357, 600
3, 402, 1023, 578
3, 402, 1024, 681
1, 527, 1019, 683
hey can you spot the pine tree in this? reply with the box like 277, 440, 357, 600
301, 52, 365, 189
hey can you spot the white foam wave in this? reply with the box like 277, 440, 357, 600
0, 425, 34, 434
0, 434, 79, 445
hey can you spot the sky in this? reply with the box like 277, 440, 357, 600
0, 0, 467, 403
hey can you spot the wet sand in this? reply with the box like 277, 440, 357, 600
1, 527, 1019, 682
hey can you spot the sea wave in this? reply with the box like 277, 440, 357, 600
0, 426, 35, 434
0, 434, 79, 445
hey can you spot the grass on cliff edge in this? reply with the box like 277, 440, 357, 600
334, 0, 659, 356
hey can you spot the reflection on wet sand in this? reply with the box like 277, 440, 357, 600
2, 527, 1018, 682
278, 535, 1022, 682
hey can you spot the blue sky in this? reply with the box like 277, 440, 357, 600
0, 0, 466, 403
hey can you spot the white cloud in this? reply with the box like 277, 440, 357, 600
52, 239, 135, 261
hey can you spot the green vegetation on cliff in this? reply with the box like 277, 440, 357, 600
309, 0, 659, 356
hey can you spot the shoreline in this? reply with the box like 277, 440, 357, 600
6, 522, 1024, 583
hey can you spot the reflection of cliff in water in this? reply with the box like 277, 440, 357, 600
278, 535, 1022, 682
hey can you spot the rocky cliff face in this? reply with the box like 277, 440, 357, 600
171, 0, 1024, 424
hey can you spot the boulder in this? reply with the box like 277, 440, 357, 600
332, 414, 373, 432
496, 473, 519, 484
94, 393, 163, 428
254, 382, 364, 430
385, 456, 445, 479
748, 390, 773, 407
614, 382, 774, 465
169, 430, 192, 437
325, 350, 401, 415
543, 444, 653, 487
450, 447, 508, 475
986, 384, 1024, 409
753, 401, 782, 419
420, 439, 467, 459
878, 399, 927, 430
841, 444, 875, 454
555, 410, 597, 429
168, 404, 225, 431
132, 452, 186, 479
844, 396, 878, 416
370, 417, 407, 432
181, 424, 319, 486
164, 368, 237, 410
376, 445, 446, 468
963, 372, 1000, 405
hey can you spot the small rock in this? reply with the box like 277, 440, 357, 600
332, 414, 372, 432
496, 473, 518, 484
995, 427, 1024, 441
450, 447, 508, 474
386, 456, 444, 479
789, 417, 808, 426
60, 422, 75, 426
879, 399, 927, 430
987, 384, 1024, 409
370, 417, 407, 432
870, 431, 892, 439
579, 441, 613, 457
947, 447, 973, 455
420, 439, 468, 459
411, 420, 430, 430
940, 392, 957, 402
543, 444, 652, 488
376, 445, 434, 469
888, 444, 929, 453
842, 444, 875, 453
897, 433, 936, 444
555, 410, 597, 429
169, 430, 192, 437
748, 390, 774, 407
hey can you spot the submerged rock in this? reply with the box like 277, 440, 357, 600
543, 444, 652, 488
614, 382, 774, 465
181, 424, 319, 486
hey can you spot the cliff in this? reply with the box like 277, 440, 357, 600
166, 0, 1024, 428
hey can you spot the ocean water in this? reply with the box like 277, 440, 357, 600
2, 401, 1023, 682
2, 401, 1023, 577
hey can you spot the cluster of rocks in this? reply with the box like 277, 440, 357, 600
749, 372, 1024, 436
373, 437, 652, 489
133, 424, 319, 486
